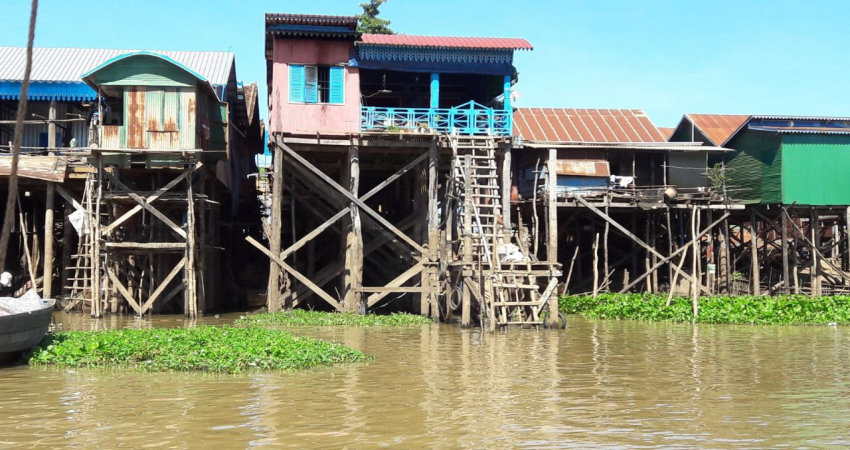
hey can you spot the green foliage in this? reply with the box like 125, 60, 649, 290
236, 309, 433, 327
27, 326, 368, 373
559, 293, 850, 325
356, 0, 393, 35
707, 163, 729, 192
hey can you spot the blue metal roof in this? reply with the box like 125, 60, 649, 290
0, 80, 96, 101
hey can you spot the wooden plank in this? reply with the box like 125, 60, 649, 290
276, 138, 428, 256
55, 185, 84, 212
546, 149, 560, 326
246, 236, 342, 311
103, 170, 186, 239
367, 260, 427, 307
43, 182, 55, 299
360, 286, 425, 293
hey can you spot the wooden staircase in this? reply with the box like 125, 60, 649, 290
449, 135, 557, 328
63, 175, 96, 312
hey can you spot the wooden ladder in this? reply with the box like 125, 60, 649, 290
450, 134, 556, 327
63, 175, 96, 312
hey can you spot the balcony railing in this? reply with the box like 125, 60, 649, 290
360, 101, 512, 136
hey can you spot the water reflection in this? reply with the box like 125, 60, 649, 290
1, 313, 849, 448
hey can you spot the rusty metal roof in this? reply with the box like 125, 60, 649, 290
265, 13, 358, 27
513, 108, 667, 144
359, 34, 533, 50
0, 47, 234, 86
657, 127, 675, 140
683, 114, 750, 146
0, 156, 67, 182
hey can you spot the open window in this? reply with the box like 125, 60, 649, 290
289, 64, 344, 105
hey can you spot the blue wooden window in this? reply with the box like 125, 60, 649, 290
304, 66, 318, 103
289, 65, 305, 103
329, 66, 344, 104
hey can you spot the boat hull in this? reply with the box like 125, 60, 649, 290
0, 299, 55, 364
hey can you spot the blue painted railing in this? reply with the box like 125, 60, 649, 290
360, 101, 512, 136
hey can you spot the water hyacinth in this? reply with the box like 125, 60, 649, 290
235, 309, 434, 327
27, 326, 369, 373
559, 293, 850, 325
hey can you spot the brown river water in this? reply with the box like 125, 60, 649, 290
1, 313, 850, 449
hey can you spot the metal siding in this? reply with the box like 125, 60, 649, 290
163, 88, 180, 132
125, 87, 147, 149
145, 88, 164, 131
179, 89, 196, 149
781, 134, 850, 205
722, 129, 782, 204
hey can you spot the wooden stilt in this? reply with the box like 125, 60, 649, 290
185, 162, 197, 318
781, 211, 790, 294
91, 155, 103, 317
43, 182, 55, 299
267, 146, 283, 312
426, 142, 439, 319
603, 205, 610, 291
811, 209, 821, 297
750, 209, 760, 296
461, 154, 473, 328
592, 233, 600, 298
691, 206, 699, 317
342, 144, 363, 313
546, 148, 559, 327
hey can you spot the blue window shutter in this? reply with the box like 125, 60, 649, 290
329, 66, 345, 104
304, 66, 318, 103
289, 65, 305, 102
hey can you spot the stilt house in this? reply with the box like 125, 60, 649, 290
262, 12, 562, 328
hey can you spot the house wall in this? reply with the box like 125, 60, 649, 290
716, 129, 782, 204
781, 134, 850, 205
268, 38, 360, 134
668, 152, 707, 189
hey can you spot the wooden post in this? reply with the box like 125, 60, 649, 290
426, 142, 439, 319
723, 215, 731, 294
185, 162, 197, 317
91, 156, 103, 317
461, 154, 473, 327
546, 148, 559, 327
592, 233, 600, 298
811, 209, 821, 297
750, 209, 760, 295
61, 199, 73, 299
644, 215, 652, 293
666, 207, 674, 291
342, 144, 363, 313
47, 100, 57, 153
197, 170, 207, 314
267, 146, 283, 312
690, 206, 699, 317
43, 182, 55, 299
603, 205, 610, 291
781, 211, 790, 294
501, 146, 512, 231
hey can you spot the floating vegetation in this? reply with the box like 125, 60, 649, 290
27, 326, 368, 373
560, 293, 850, 325
236, 309, 434, 327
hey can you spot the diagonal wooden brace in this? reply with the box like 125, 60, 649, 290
103, 170, 187, 240
281, 150, 430, 261
103, 162, 201, 236
246, 236, 342, 311
275, 138, 428, 257
575, 196, 710, 295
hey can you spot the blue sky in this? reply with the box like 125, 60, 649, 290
2, 0, 849, 127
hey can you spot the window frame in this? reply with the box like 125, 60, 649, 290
287, 64, 345, 106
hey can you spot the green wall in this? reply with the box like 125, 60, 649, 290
719, 129, 782, 204
90, 55, 196, 87
781, 134, 850, 205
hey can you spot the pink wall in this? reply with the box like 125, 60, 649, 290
269, 39, 360, 135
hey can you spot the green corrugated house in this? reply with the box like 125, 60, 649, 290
670, 114, 850, 206
81, 51, 229, 167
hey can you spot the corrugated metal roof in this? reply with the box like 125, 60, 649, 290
513, 108, 667, 144
684, 114, 750, 146
265, 13, 358, 27
657, 127, 675, 140
752, 114, 850, 121
359, 34, 533, 50
0, 47, 234, 86
749, 126, 850, 135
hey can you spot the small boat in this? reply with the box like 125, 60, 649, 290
0, 298, 55, 364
